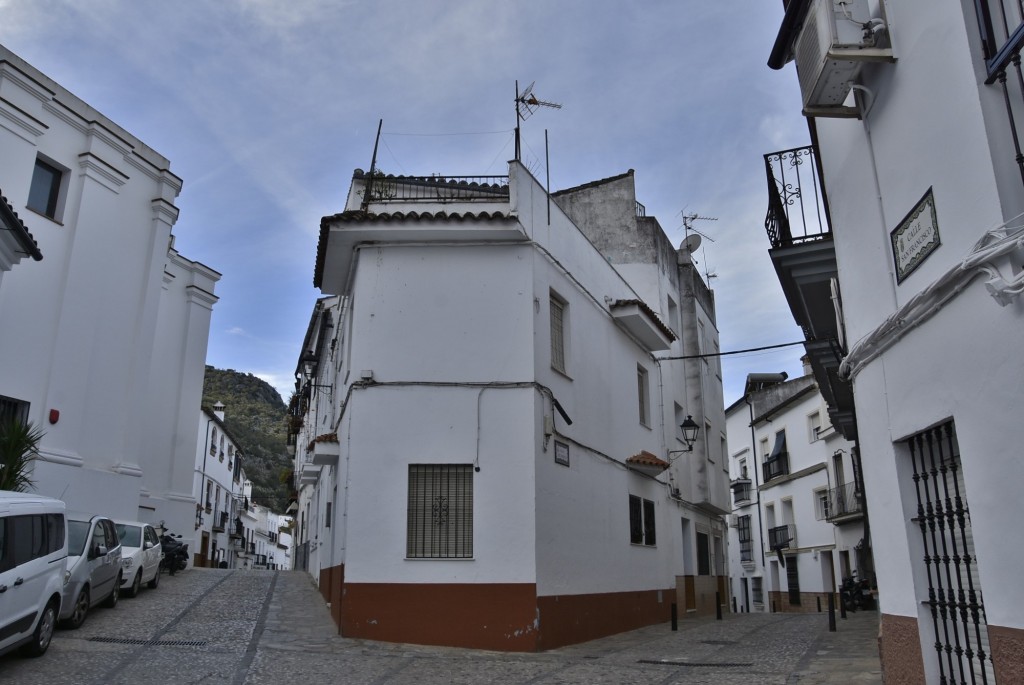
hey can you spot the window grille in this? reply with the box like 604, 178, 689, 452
907, 421, 995, 684
0, 395, 29, 425
406, 464, 473, 559
737, 515, 753, 562
786, 555, 801, 605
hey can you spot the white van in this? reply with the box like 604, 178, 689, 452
0, 491, 67, 658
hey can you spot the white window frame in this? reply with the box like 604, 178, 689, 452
550, 292, 568, 374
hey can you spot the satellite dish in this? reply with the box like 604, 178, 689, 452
683, 233, 702, 252
520, 81, 535, 103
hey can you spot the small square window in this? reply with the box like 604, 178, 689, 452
28, 158, 63, 220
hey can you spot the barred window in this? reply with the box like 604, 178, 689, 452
737, 515, 753, 562
407, 464, 473, 559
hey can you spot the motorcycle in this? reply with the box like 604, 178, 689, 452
840, 573, 872, 611
159, 533, 189, 575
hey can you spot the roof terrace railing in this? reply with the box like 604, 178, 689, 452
364, 174, 510, 203
764, 145, 831, 248
974, 0, 1024, 190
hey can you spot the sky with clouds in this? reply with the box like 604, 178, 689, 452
1, 0, 810, 405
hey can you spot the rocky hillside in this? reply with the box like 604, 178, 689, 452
202, 366, 292, 512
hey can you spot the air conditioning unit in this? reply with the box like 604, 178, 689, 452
795, 0, 893, 117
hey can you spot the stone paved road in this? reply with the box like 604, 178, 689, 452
0, 569, 882, 684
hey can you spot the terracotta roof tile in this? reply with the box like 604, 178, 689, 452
0, 189, 42, 261
626, 450, 669, 469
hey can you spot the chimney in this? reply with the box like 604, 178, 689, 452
213, 401, 226, 422
800, 355, 813, 377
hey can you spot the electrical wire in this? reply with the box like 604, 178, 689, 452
382, 129, 515, 137
656, 340, 807, 361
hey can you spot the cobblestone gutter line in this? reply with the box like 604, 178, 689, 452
91, 570, 237, 685
231, 571, 279, 685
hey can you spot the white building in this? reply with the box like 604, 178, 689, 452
236, 492, 292, 571
0, 45, 219, 535
290, 161, 729, 651
725, 367, 866, 615
192, 402, 246, 569
764, 1, 1023, 681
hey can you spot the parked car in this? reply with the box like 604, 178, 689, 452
0, 491, 67, 658
113, 520, 162, 597
60, 512, 121, 629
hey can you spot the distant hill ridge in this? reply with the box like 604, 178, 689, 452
202, 366, 291, 512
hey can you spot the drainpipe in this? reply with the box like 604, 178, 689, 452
744, 395, 766, 567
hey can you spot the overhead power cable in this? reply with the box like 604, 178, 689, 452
656, 340, 806, 361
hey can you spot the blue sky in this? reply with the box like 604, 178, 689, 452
2, 1, 809, 405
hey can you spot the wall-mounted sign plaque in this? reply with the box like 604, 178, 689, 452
891, 188, 940, 283
554, 441, 570, 466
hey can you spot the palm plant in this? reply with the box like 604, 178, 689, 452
0, 418, 44, 492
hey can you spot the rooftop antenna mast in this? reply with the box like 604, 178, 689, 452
681, 212, 718, 282
515, 80, 561, 161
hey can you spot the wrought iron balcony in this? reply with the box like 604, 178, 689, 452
212, 511, 227, 533
764, 145, 831, 249
825, 482, 864, 522
768, 523, 796, 550
974, 1, 1024, 191
762, 453, 790, 483
730, 477, 753, 505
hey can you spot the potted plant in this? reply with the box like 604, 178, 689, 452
0, 418, 44, 492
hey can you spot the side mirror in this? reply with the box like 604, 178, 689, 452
143, 541, 153, 550
93, 544, 107, 559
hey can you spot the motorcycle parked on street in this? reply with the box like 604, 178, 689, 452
159, 532, 189, 575
840, 573, 872, 611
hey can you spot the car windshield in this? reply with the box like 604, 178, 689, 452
67, 520, 90, 556
115, 524, 141, 548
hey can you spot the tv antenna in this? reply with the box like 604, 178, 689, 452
681, 212, 717, 242
515, 80, 561, 161
681, 212, 718, 283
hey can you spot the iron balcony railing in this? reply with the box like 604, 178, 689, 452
364, 174, 510, 203
768, 523, 796, 550
974, 0, 1024, 190
212, 511, 227, 532
730, 478, 753, 505
764, 145, 831, 249
762, 452, 790, 483
825, 482, 864, 520
230, 518, 244, 538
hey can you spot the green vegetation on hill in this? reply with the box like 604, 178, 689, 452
202, 366, 292, 512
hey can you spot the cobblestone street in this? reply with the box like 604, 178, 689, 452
0, 569, 882, 684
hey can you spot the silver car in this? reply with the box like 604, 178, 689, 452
59, 513, 121, 629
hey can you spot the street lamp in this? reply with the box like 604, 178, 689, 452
668, 415, 701, 462
679, 415, 700, 452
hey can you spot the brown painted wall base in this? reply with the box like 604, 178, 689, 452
318, 564, 344, 632
536, 588, 673, 650
336, 582, 675, 652
767, 590, 840, 614
989, 623, 1024, 684
879, 613, 925, 685
342, 582, 538, 651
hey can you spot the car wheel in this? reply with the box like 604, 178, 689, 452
147, 568, 160, 590
62, 587, 90, 630
126, 570, 142, 598
103, 574, 121, 608
22, 599, 57, 657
